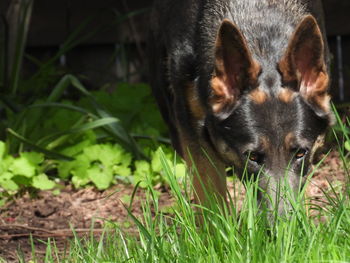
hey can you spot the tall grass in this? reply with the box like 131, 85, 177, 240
22, 121, 350, 262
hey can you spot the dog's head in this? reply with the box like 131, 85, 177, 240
206, 16, 334, 217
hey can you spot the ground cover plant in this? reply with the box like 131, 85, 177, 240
5, 144, 349, 263
0, 0, 183, 200
0, 78, 186, 197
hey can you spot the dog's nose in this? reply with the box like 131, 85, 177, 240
263, 201, 295, 227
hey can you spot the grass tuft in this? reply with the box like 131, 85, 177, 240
22, 140, 350, 262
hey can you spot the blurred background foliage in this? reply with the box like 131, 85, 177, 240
0, 0, 186, 202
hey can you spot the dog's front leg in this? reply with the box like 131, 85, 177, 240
181, 140, 227, 208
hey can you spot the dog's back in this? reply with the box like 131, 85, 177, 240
150, 0, 329, 86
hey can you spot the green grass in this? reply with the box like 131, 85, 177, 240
14, 143, 350, 263
4, 106, 350, 262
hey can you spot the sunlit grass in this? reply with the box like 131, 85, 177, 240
3, 101, 349, 263
22, 134, 350, 262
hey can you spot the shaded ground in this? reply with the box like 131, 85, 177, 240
0, 150, 348, 262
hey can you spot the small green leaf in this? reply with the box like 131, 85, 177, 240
174, 163, 186, 179
84, 143, 131, 169
87, 165, 113, 190
0, 141, 5, 159
57, 161, 77, 179
2, 181, 18, 192
84, 144, 117, 165
345, 140, 350, 152
70, 155, 91, 187
1, 156, 14, 172
12, 175, 31, 187
0, 172, 19, 191
151, 148, 162, 173
52, 189, 61, 195
32, 173, 56, 190
120, 152, 132, 167
61, 154, 90, 179
135, 160, 150, 175
72, 174, 90, 188
9, 157, 36, 177
0, 172, 13, 180
60, 138, 94, 157
114, 165, 131, 177
133, 160, 151, 188
21, 152, 44, 165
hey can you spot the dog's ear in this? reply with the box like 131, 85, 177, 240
279, 15, 331, 117
211, 19, 260, 114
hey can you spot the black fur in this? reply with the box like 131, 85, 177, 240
149, 0, 332, 215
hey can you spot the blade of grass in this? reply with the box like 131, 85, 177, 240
28, 102, 95, 116
43, 117, 121, 149
68, 74, 146, 159
6, 128, 74, 161
7, 0, 33, 95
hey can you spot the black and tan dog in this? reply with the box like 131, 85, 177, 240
148, 0, 334, 215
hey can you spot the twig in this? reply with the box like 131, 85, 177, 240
0, 224, 55, 234
0, 226, 109, 240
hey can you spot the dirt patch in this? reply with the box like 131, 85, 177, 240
0, 183, 174, 262
0, 150, 348, 262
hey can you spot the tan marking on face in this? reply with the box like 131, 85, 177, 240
249, 88, 268, 104
186, 82, 206, 120
260, 136, 270, 151
210, 76, 234, 113
284, 132, 295, 151
278, 88, 296, 103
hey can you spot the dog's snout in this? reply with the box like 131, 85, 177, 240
257, 171, 302, 222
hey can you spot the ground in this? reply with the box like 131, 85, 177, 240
0, 150, 347, 262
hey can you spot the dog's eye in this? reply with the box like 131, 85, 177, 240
295, 148, 307, 159
246, 151, 264, 164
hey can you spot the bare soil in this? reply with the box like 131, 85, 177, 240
0, 150, 348, 262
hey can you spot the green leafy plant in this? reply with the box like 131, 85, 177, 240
0, 76, 182, 194
0, 142, 185, 194
4, 75, 146, 159
56, 143, 185, 190
58, 143, 132, 190
0, 141, 55, 191
0, 0, 170, 197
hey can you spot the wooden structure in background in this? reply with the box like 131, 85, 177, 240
0, 0, 349, 101
0, 0, 348, 45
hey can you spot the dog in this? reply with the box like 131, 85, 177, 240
148, 0, 334, 216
